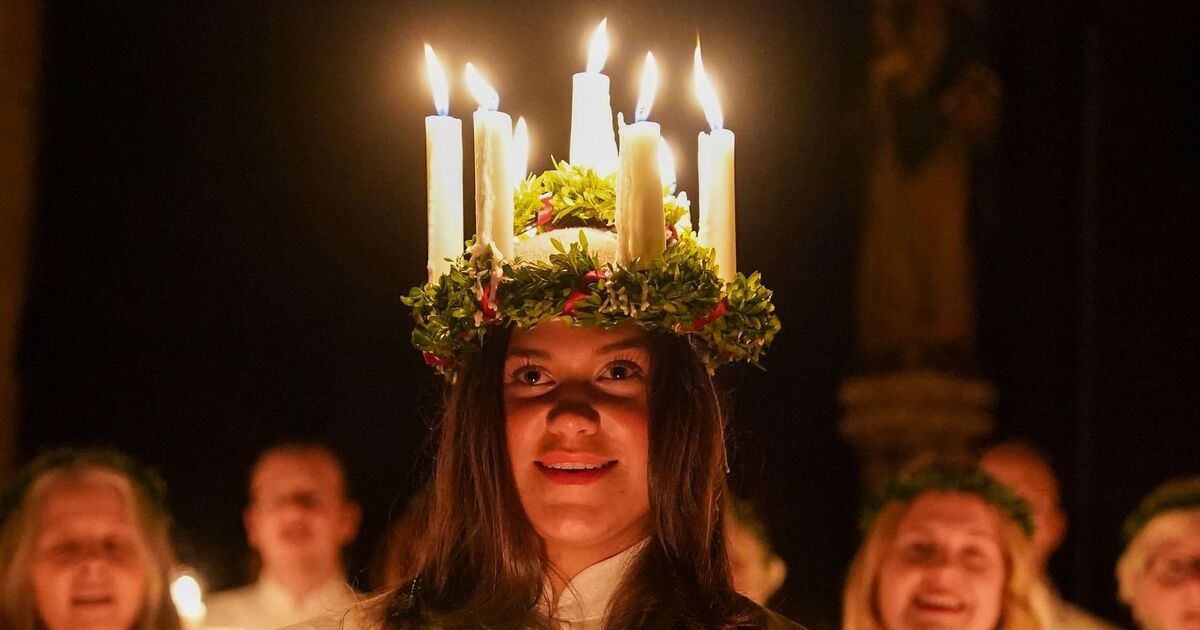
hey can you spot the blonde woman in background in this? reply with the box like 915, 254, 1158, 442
843, 463, 1045, 630
0, 448, 181, 630
1117, 476, 1200, 630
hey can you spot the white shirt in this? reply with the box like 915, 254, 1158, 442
204, 575, 359, 630
541, 541, 646, 629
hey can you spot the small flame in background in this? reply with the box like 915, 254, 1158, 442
693, 43, 724, 131
634, 52, 658, 123
658, 137, 676, 192
586, 18, 609, 74
511, 116, 530, 187
465, 62, 500, 112
424, 44, 450, 117
170, 571, 206, 626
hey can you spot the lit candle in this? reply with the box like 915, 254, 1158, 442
694, 43, 736, 282
465, 62, 514, 260
511, 116, 530, 188
423, 45, 464, 281
569, 19, 619, 176
616, 52, 665, 268
170, 572, 207, 629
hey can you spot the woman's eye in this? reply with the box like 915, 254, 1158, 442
961, 547, 994, 572
902, 541, 938, 564
602, 361, 642, 381
515, 367, 546, 385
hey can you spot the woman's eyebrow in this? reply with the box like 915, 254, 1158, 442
505, 348, 551, 359
595, 338, 650, 354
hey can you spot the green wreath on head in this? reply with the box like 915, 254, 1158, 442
859, 464, 1035, 538
1122, 476, 1200, 544
403, 161, 780, 376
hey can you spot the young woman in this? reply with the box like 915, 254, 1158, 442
0, 448, 182, 630
1117, 476, 1200, 630
842, 464, 1045, 630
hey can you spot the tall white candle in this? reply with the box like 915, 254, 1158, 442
616, 52, 665, 268
465, 63, 514, 261
569, 19, 619, 176
694, 44, 736, 282
424, 45, 464, 281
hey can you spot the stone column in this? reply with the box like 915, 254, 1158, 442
0, 0, 41, 474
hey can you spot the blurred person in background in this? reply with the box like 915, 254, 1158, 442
205, 442, 361, 629
1117, 476, 1200, 630
726, 495, 788, 608
0, 448, 181, 630
981, 440, 1117, 629
369, 488, 430, 591
842, 462, 1045, 630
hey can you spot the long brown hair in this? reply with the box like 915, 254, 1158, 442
383, 326, 761, 628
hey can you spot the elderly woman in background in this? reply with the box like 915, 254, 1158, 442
0, 448, 181, 630
843, 463, 1045, 630
1117, 476, 1200, 630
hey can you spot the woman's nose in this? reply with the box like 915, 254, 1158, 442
545, 383, 601, 435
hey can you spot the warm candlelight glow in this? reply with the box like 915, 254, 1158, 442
586, 18, 608, 74
634, 52, 658, 123
658, 137, 676, 192
511, 116, 530, 187
693, 43, 724, 130
424, 44, 450, 116
170, 573, 206, 626
465, 63, 500, 112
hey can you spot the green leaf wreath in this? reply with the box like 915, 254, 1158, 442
404, 162, 780, 375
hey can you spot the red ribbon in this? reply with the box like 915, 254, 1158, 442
479, 282, 498, 322
562, 270, 607, 315
685, 299, 727, 332
536, 194, 554, 231
422, 351, 451, 367
666, 222, 678, 243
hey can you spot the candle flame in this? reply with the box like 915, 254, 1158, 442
170, 574, 206, 623
634, 52, 657, 123
511, 116, 530, 187
658, 137, 676, 192
424, 45, 451, 116
693, 43, 724, 130
586, 18, 609, 74
465, 62, 500, 112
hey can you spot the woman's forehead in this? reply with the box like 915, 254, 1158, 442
508, 320, 648, 356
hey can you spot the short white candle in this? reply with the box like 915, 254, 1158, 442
569, 19, 619, 176
694, 44, 736, 282
423, 45, 464, 281
616, 52, 665, 268
465, 63, 514, 261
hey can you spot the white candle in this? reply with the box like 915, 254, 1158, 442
511, 116, 530, 189
569, 19, 619, 176
465, 63, 514, 261
694, 44, 736, 282
658, 137, 676, 193
616, 52, 665, 268
424, 45, 464, 281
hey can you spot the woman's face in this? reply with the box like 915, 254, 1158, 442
875, 492, 1008, 630
30, 474, 148, 630
504, 320, 652, 568
1128, 513, 1200, 630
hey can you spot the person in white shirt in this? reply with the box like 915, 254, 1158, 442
980, 440, 1117, 630
205, 443, 361, 629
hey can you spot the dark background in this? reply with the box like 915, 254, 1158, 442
16, 1, 1198, 627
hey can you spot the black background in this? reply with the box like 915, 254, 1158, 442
18, 1, 1198, 627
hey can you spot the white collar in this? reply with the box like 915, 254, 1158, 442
546, 540, 648, 626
